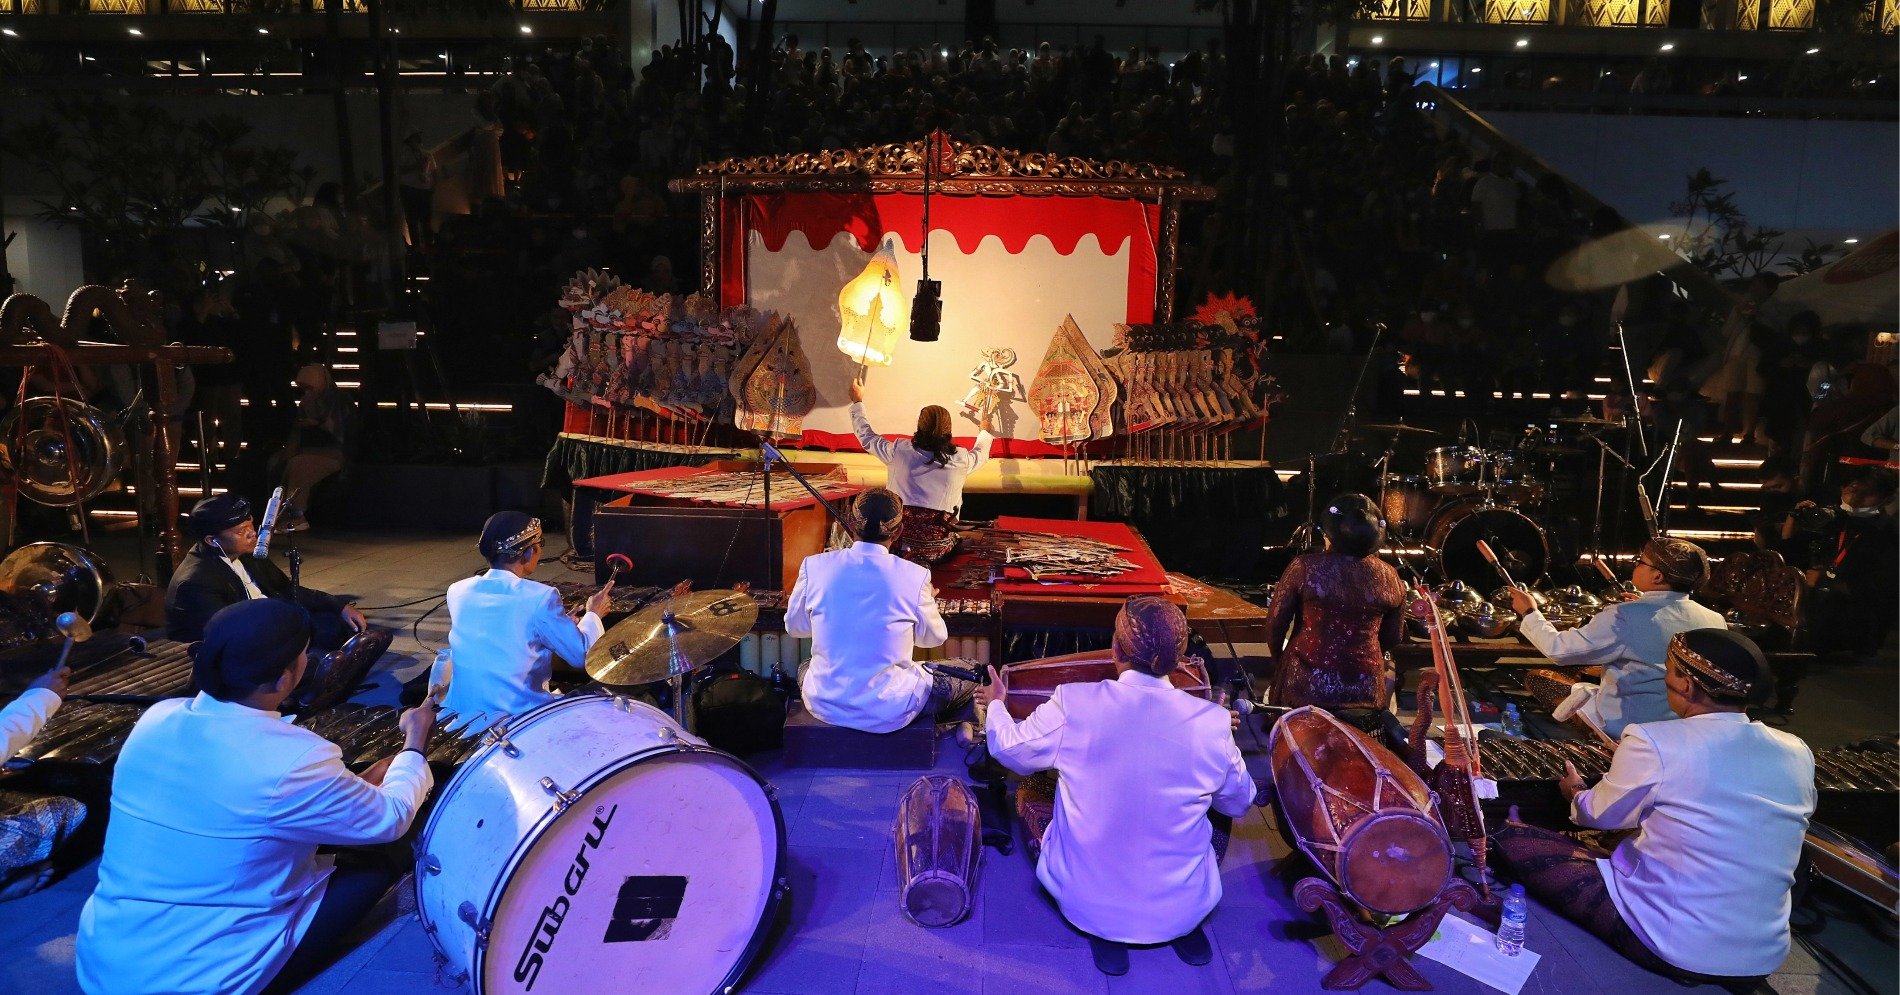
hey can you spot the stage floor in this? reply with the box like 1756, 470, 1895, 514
0, 530, 1890, 994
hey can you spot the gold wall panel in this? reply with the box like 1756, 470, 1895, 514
1485, 0, 1551, 22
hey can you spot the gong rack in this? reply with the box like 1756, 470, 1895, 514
0, 284, 234, 576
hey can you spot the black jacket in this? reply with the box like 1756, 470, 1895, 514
165, 541, 348, 643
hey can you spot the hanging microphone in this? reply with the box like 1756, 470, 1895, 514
254, 487, 284, 559
1635, 486, 1659, 536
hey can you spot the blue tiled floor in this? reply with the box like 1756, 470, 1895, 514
0, 533, 1878, 993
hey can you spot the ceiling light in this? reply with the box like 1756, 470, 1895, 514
128, 27, 142, 36
1371, 36, 1384, 44
520, 25, 533, 35
1659, 43, 1674, 51
1658, 233, 1671, 240
1, 28, 17, 38
1737, 73, 1749, 80
1806, 47, 1820, 54
1844, 237, 1860, 244
258, 27, 269, 34
1515, 38, 1529, 47
1472, 66, 1484, 73
1429, 61, 1440, 68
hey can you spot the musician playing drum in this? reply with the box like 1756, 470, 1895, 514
437, 512, 613, 733
76, 599, 437, 995
1507, 537, 1723, 738
1494, 629, 1814, 984
848, 377, 993, 564
981, 596, 1254, 977
785, 488, 972, 733
1262, 494, 1406, 726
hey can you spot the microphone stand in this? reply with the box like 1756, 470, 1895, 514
759, 439, 856, 534
1331, 321, 1387, 454
1580, 429, 1655, 556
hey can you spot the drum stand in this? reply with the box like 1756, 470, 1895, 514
1294, 876, 1482, 991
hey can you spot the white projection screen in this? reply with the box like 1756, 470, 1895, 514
729, 191, 1161, 449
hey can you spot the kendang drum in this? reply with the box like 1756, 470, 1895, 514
1000, 650, 1212, 721
414, 694, 785, 994
1422, 446, 1479, 495
1425, 501, 1548, 591
893, 775, 982, 927
1268, 706, 1453, 916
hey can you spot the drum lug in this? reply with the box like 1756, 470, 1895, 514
418, 852, 441, 876
457, 900, 492, 947
540, 776, 581, 812
481, 719, 521, 758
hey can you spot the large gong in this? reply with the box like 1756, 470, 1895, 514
0, 397, 125, 506
0, 541, 116, 623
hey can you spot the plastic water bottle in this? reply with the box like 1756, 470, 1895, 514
1496, 884, 1527, 956
1501, 703, 1525, 738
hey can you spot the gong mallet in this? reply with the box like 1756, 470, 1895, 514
1475, 539, 1524, 593
52, 611, 94, 671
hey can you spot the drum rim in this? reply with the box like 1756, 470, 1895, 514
1336, 808, 1454, 916
416, 697, 788, 995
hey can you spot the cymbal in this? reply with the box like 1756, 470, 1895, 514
584, 589, 759, 686
1356, 423, 1442, 435
1550, 414, 1621, 427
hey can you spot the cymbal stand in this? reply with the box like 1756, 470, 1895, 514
1330, 322, 1387, 454
1612, 322, 1649, 462
1580, 429, 1643, 561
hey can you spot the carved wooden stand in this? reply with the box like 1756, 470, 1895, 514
1294, 876, 1481, 991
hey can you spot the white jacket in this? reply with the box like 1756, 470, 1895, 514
987, 670, 1255, 943
1516, 590, 1725, 737
441, 568, 604, 731
76, 694, 433, 995
785, 541, 946, 732
1574, 711, 1814, 977
0, 687, 60, 756
850, 401, 992, 515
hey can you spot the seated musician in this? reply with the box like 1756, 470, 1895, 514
76, 599, 436, 995
848, 378, 993, 564
0, 662, 86, 900
981, 596, 1255, 976
165, 494, 367, 652
1494, 629, 1814, 983
437, 511, 612, 733
784, 487, 971, 732
1261, 493, 1405, 729
1507, 537, 1723, 738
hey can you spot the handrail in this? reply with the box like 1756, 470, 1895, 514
1414, 82, 1736, 314
1448, 88, 1897, 122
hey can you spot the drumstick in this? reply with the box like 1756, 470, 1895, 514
1475, 539, 1522, 591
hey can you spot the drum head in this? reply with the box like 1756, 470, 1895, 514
1427, 503, 1548, 590
478, 750, 783, 994
1338, 810, 1453, 916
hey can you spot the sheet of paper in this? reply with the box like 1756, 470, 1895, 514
1414, 912, 1542, 995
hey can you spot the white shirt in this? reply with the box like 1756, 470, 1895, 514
1572, 711, 1814, 977
986, 670, 1254, 944
441, 569, 604, 732
76, 693, 433, 995
1470, 173, 1520, 232
222, 555, 269, 601
0, 687, 60, 756
1516, 591, 1725, 738
784, 541, 946, 733
850, 401, 993, 515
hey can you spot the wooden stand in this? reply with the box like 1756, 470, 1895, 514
1293, 876, 1481, 991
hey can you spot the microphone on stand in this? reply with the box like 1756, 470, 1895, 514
1635, 486, 1659, 537
1231, 698, 1291, 719
254, 487, 285, 559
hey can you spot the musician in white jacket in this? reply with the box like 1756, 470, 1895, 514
1495, 629, 1814, 982
983, 596, 1255, 976
785, 487, 968, 732
1508, 537, 1724, 738
0, 662, 85, 900
76, 599, 437, 995
439, 511, 612, 733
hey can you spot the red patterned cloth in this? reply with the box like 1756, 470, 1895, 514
899, 507, 960, 565
1263, 552, 1406, 711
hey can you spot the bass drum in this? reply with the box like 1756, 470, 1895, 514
415, 694, 786, 994
1424, 501, 1548, 591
